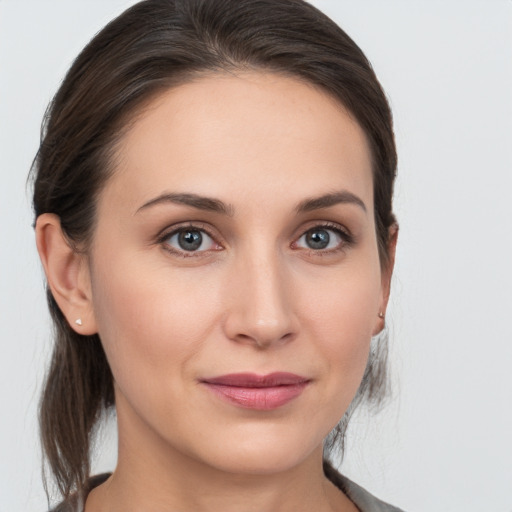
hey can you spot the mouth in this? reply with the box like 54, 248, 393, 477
200, 372, 310, 410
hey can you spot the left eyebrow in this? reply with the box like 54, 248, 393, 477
295, 190, 367, 214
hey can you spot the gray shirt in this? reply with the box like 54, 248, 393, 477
324, 462, 405, 512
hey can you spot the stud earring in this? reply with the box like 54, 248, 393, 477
378, 312, 385, 319
75, 318, 83, 326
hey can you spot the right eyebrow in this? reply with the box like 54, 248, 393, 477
135, 192, 235, 216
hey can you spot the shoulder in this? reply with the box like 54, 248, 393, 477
324, 461, 406, 512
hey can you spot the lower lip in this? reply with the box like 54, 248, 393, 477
203, 382, 309, 410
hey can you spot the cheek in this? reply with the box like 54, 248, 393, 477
299, 261, 382, 404
305, 257, 380, 335
89, 250, 220, 390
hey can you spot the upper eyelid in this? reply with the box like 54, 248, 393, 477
295, 221, 352, 239
157, 222, 218, 241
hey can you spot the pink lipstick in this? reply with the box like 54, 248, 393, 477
201, 372, 310, 410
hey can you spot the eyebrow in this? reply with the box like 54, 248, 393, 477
136, 192, 235, 216
296, 191, 367, 214
136, 189, 366, 216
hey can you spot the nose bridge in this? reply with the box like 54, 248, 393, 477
224, 242, 296, 347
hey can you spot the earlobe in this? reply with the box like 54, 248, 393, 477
35, 213, 97, 335
372, 312, 386, 337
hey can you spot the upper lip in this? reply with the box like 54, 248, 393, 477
201, 372, 309, 388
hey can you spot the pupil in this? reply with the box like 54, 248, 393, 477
178, 230, 202, 251
306, 229, 330, 249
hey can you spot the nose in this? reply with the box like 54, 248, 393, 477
222, 250, 298, 349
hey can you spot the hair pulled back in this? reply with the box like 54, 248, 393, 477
31, 0, 397, 502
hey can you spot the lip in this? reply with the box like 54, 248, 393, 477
201, 372, 310, 410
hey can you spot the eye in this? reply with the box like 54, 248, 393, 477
162, 227, 220, 255
294, 226, 348, 251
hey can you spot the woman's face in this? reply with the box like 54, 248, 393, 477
85, 72, 391, 474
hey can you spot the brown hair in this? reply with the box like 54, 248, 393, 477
31, 0, 397, 503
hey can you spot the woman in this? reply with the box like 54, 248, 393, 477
31, 0, 401, 510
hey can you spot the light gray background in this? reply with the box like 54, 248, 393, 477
1, 1, 511, 511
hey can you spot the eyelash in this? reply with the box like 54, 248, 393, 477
157, 221, 354, 259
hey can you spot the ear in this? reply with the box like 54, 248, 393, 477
35, 213, 98, 335
373, 223, 399, 336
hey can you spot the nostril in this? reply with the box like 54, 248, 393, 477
280, 332, 295, 343
253, 331, 296, 349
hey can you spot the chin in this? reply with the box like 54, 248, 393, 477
192, 429, 323, 476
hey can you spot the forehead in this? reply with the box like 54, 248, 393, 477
104, 72, 373, 213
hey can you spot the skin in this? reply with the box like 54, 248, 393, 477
36, 72, 396, 512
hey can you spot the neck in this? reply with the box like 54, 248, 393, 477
85, 400, 356, 512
